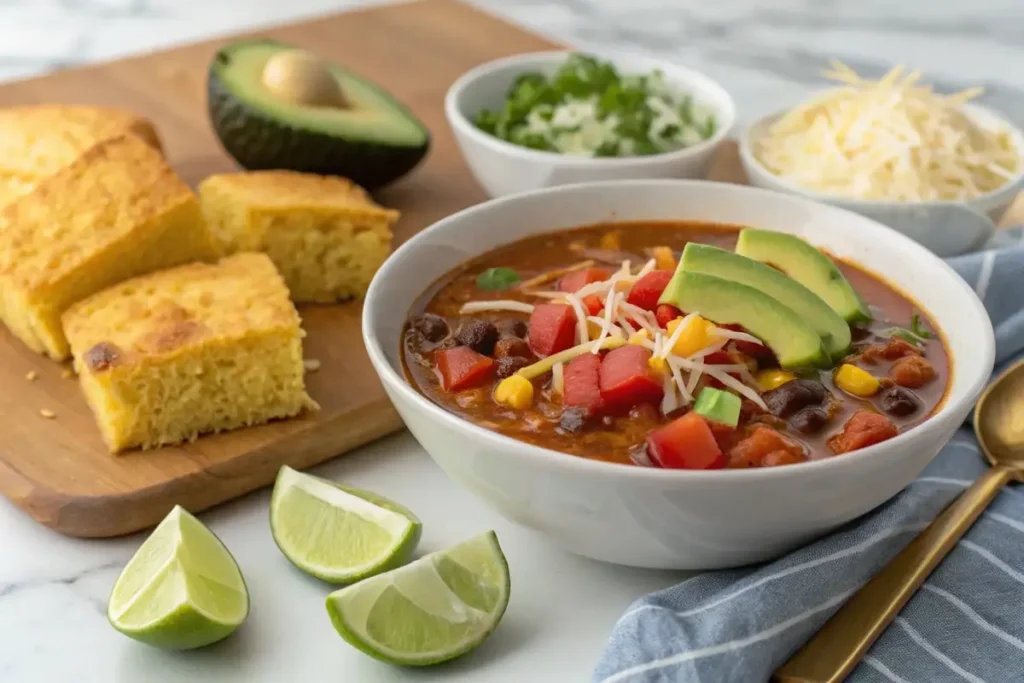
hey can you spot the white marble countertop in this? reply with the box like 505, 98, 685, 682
1, 1, 1022, 681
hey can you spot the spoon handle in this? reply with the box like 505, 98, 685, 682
772, 464, 1015, 683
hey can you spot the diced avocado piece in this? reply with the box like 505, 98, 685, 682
680, 243, 851, 360
693, 387, 741, 428
659, 271, 829, 368
735, 229, 871, 325
208, 39, 430, 189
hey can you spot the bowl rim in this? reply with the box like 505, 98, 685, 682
362, 178, 994, 483
739, 100, 1024, 209
444, 49, 737, 167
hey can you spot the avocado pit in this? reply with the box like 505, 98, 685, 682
261, 49, 349, 108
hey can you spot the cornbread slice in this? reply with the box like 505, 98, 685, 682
0, 105, 161, 207
198, 171, 398, 303
0, 133, 218, 360
63, 253, 318, 453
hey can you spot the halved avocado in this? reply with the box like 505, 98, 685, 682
659, 271, 829, 369
735, 229, 871, 324
208, 39, 429, 189
680, 243, 851, 360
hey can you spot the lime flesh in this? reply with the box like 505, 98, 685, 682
325, 531, 510, 666
107, 506, 248, 649
270, 465, 421, 584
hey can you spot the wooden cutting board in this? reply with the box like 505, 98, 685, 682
2, 0, 1021, 538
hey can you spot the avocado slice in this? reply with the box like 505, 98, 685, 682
693, 387, 741, 428
208, 39, 429, 189
735, 229, 871, 324
680, 243, 851, 360
659, 271, 829, 369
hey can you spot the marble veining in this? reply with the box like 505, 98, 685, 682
0, 1, 1021, 681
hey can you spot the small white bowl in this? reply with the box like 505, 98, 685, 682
740, 103, 1024, 257
363, 179, 993, 570
445, 50, 736, 198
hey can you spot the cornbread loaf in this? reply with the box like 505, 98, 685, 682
0, 105, 162, 206
0, 133, 218, 360
63, 253, 318, 453
198, 171, 398, 302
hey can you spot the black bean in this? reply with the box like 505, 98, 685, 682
498, 319, 528, 339
881, 386, 920, 417
558, 407, 589, 433
454, 320, 499, 356
412, 314, 449, 343
763, 379, 829, 418
790, 408, 829, 434
494, 337, 533, 360
496, 356, 529, 378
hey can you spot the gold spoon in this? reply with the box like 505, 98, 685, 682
773, 358, 1024, 683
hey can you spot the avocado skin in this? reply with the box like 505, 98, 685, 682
207, 44, 430, 190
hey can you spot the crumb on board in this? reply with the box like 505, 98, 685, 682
39, 408, 56, 419
25, 370, 38, 381
62, 368, 75, 379
303, 358, 321, 372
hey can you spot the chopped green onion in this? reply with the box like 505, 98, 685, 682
910, 313, 934, 339
471, 53, 717, 158
476, 267, 521, 291
882, 312, 934, 346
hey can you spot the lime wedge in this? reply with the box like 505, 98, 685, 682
325, 531, 510, 666
270, 465, 422, 584
107, 505, 248, 649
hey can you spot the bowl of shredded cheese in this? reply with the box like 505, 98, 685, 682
739, 62, 1024, 256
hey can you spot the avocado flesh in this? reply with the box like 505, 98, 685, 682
208, 39, 429, 189
659, 271, 829, 369
735, 229, 871, 325
680, 243, 851, 360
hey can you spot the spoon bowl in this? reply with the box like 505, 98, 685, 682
975, 358, 1024, 473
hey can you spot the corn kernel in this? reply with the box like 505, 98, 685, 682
652, 246, 676, 271
648, 356, 668, 376
835, 363, 880, 397
666, 315, 718, 357
755, 369, 797, 392
628, 329, 651, 345
494, 374, 534, 410
600, 231, 622, 251
587, 320, 604, 338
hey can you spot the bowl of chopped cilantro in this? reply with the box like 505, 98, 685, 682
445, 51, 735, 197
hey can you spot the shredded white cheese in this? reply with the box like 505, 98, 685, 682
551, 362, 564, 396
704, 366, 768, 411
658, 312, 697, 360
712, 327, 764, 345
564, 291, 591, 346
756, 61, 1020, 201
460, 300, 536, 314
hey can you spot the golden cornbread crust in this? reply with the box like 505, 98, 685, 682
0, 133, 218, 360
63, 253, 318, 453
199, 171, 398, 303
0, 105, 162, 179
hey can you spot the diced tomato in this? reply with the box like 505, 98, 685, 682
559, 268, 611, 293
827, 410, 898, 454
720, 323, 771, 358
626, 270, 673, 311
889, 356, 936, 388
647, 412, 725, 470
563, 353, 604, 414
598, 345, 664, 413
582, 294, 604, 316
861, 338, 922, 363
435, 347, 496, 392
528, 303, 577, 357
655, 304, 682, 328
728, 425, 807, 468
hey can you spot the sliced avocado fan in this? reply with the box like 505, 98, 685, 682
680, 243, 851, 360
735, 229, 871, 325
659, 271, 830, 369
208, 39, 429, 189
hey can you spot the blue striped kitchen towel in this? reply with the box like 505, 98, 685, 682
594, 230, 1024, 683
